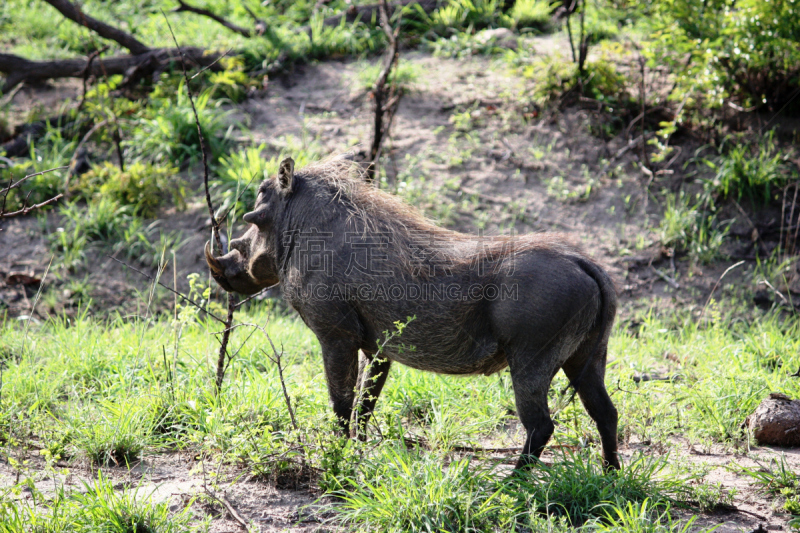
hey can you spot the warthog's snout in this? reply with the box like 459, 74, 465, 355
204, 241, 258, 294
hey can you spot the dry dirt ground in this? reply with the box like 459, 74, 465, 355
1, 48, 799, 531
2, 441, 799, 531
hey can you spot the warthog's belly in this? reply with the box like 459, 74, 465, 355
383, 334, 507, 376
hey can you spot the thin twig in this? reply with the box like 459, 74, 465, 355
161, 9, 222, 253
190, 47, 234, 80
173, 0, 255, 37
77, 45, 109, 112
162, 9, 236, 396
262, 342, 298, 431
653, 267, 680, 289
0, 166, 69, 197
204, 487, 248, 530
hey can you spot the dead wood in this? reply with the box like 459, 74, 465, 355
0, 48, 221, 93
41, 0, 150, 55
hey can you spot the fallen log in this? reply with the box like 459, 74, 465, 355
0, 47, 221, 93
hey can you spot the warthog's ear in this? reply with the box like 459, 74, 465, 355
277, 157, 295, 193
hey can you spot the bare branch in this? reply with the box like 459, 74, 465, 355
0, 194, 63, 218
77, 45, 110, 111
172, 0, 256, 37
161, 12, 222, 252
0, 167, 69, 197
41, 0, 151, 55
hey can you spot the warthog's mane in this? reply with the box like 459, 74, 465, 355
295, 156, 582, 274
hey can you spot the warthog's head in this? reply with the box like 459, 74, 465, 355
204, 157, 296, 295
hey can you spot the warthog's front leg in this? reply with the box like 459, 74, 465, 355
351, 353, 392, 440
320, 340, 360, 436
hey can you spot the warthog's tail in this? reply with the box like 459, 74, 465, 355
562, 256, 617, 400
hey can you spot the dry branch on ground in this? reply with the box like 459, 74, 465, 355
0, 48, 221, 93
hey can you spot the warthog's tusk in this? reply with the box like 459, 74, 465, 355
204, 241, 224, 275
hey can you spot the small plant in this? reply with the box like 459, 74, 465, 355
736, 454, 798, 496
510, 450, 695, 525
657, 191, 727, 264
703, 130, 794, 206
208, 56, 253, 103
593, 499, 714, 533
429, 0, 507, 33
357, 60, 419, 91
509, 0, 552, 31
72, 473, 192, 532
72, 401, 153, 466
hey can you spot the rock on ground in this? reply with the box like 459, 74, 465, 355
746, 393, 800, 447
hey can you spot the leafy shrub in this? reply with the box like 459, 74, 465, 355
520, 54, 579, 105
75, 161, 184, 217
517, 45, 631, 107
648, 0, 800, 112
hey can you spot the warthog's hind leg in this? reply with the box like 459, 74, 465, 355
351, 354, 392, 440
563, 347, 620, 470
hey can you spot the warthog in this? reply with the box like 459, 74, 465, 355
206, 157, 619, 469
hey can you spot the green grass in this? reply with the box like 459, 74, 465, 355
0, 284, 798, 529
